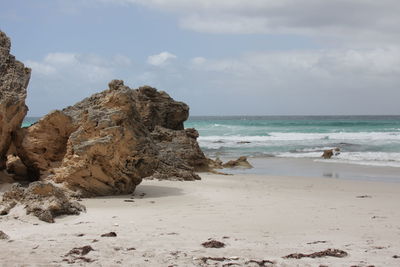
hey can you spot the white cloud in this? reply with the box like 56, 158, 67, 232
25, 61, 57, 76
147, 51, 177, 66
113, 54, 132, 66
44, 53, 78, 65
191, 57, 206, 65
26, 52, 122, 82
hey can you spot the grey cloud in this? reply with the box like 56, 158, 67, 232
104, 0, 400, 47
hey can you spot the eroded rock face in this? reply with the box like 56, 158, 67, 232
149, 126, 209, 180
18, 81, 159, 196
0, 31, 31, 170
133, 86, 189, 131
0, 181, 85, 223
15, 79, 207, 193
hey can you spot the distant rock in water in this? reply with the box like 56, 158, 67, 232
322, 148, 340, 159
0, 31, 31, 171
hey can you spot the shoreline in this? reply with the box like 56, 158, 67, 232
2, 173, 400, 266
219, 156, 400, 183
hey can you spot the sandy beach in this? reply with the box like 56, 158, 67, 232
1, 172, 400, 266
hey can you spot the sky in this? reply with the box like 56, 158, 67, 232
1, 0, 400, 116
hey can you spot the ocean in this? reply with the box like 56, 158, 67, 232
185, 116, 400, 169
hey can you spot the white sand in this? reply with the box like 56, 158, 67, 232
1, 173, 400, 266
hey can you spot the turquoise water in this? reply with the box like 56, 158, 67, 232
22, 117, 41, 128
23, 116, 400, 168
185, 116, 400, 168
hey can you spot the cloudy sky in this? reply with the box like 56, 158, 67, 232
1, 0, 400, 116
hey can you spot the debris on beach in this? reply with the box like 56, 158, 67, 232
307, 240, 328, 245
66, 245, 94, 256
63, 245, 95, 264
200, 256, 230, 263
245, 259, 275, 266
0, 230, 9, 240
0, 182, 84, 223
195, 257, 274, 266
283, 248, 348, 259
202, 239, 226, 248
101, 232, 117, 237
356, 195, 372, 198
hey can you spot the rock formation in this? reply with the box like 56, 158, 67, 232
222, 156, 253, 169
132, 85, 189, 131
322, 148, 340, 159
0, 181, 84, 223
14, 80, 208, 194
0, 31, 31, 170
149, 126, 209, 180
0, 30, 213, 222
17, 81, 159, 196
207, 156, 253, 169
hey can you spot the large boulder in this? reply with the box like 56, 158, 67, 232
0, 31, 31, 170
16, 79, 207, 194
17, 80, 159, 196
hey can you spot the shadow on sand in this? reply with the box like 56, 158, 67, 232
96, 184, 184, 200
133, 184, 184, 199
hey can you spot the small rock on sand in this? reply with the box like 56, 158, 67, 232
0, 230, 9, 240
202, 240, 226, 248
101, 232, 117, 237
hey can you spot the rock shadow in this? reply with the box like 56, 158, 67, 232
134, 184, 184, 199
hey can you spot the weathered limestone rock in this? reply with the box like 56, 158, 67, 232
5, 154, 27, 180
149, 126, 209, 180
18, 80, 159, 196
15, 110, 76, 180
0, 31, 31, 170
207, 157, 224, 169
0, 181, 84, 223
322, 148, 340, 159
222, 156, 253, 169
133, 86, 189, 131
